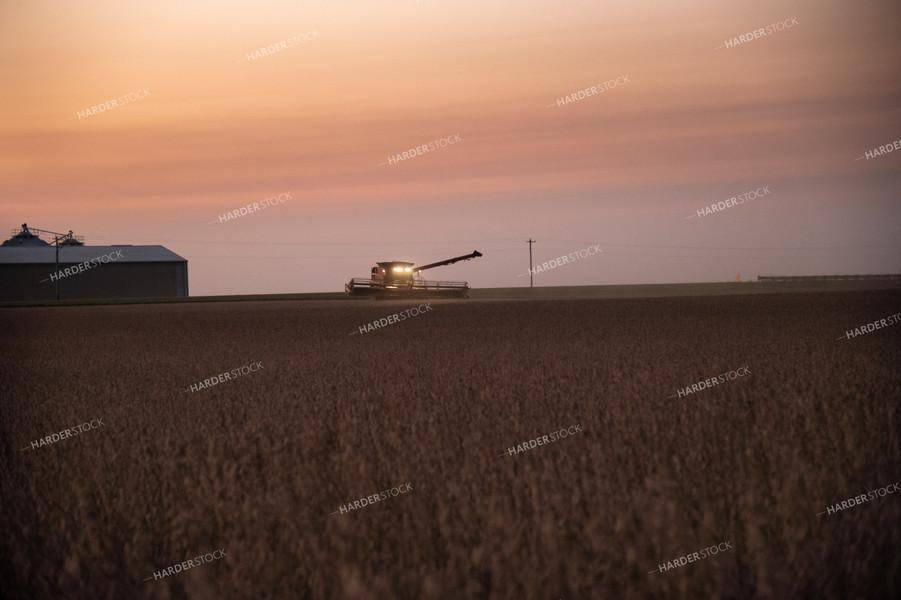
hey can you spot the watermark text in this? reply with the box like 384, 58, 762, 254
144, 549, 227, 582
70, 89, 151, 120
241, 31, 320, 62
519, 245, 601, 277
330, 483, 412, 515
380, 134, 461, 166
836, 312, 900, 340
352, 304, 432, 335
818, 482, 899, 516
182, 361, 264, 393
688, 187, 770, 219
856, 138, 901, 161
716, 17, 798, 49
40, 249, 125, 283
210, 192, 290, 224
668, 366, 750, 399
21, 418, 105, 451
548, 75, 630, 108
649, 541, 733, 574
500, 424, 582, 457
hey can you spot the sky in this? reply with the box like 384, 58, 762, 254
2, 0, 900, 295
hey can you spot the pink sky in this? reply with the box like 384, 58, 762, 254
2, 0, 899, 294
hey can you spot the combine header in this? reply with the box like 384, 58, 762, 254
345, 250, 482, 299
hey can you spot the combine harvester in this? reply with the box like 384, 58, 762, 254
345, 250, 482, 299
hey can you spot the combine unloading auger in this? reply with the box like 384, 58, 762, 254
345, 250, 482, 299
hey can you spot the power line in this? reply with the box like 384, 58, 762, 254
80, 233, 901, 259
541, 240, 901, 251
83, 235, 523, 246
186, 250, 901, 260
84, 233, 901, 253
599, 250, 901, 259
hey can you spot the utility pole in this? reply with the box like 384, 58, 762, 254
55, 236, 60, 300
527, 238, 535, 288
15, 224, 83, 300
51, 232, 75, 301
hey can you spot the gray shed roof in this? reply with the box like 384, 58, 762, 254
0, 245, 187, 264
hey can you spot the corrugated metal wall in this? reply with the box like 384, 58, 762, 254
0, 262, 188, 301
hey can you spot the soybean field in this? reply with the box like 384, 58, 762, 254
1, 287, 899, 598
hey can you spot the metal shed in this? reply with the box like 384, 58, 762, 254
0, 244, 188, 301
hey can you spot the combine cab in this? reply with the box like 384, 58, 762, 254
345, 250, 482, 299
